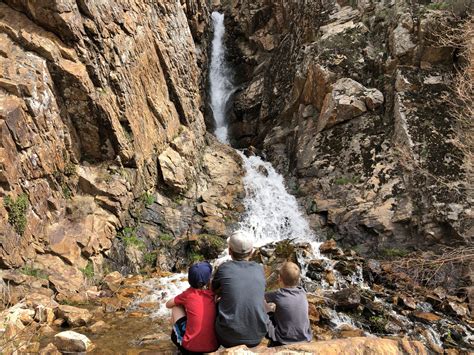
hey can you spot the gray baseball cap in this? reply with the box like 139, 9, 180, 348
228, 231, 253, 254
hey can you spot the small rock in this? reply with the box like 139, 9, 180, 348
35, 305, 55, 324
54, 331, 93, 353
325, 270, 336, 286
57, 305, 92, 327
445, 301, 469, 318
88, 320, 109, 334
319, 239, 339, 254
103, 271, 123, 292
39, 342, 61, 355
40, 325, 56, 336
332, 288, 361, 310
398, 295, 417, 310
411, 311, 441, 324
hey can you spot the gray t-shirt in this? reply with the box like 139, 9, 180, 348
212, 260, 268, 347
265, 286, 313, 344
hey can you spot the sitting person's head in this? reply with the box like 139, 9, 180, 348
188, 261, 212, 289
279, 261, 301, 287
228, 231, 253, 261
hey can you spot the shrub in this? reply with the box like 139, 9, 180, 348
3, 194, 28, 235
80, 261, 95, 279
118, 227, 146, 250
143, 252, 157, 266
142, 192, 155, 206
369, 315, 388, 333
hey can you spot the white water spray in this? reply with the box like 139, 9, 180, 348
132, 11, 319, 317
237, 153, 316, 246
209, 12, 235, 143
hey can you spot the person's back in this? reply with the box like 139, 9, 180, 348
265, 262, 312, 345
166, 261, 218, 354
212, 232, 268, 348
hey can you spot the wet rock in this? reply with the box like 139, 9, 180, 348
319, 239, 341, 255
332, 288, 361, 310
56, 305, 92, 327
88, 320, 109, 334
103, 271, 124, 293
397, 295, 417, 310
325, 270, 337, 286
411, 311, 441, 324
54, 331, 93, 353
445, 301, 469, 318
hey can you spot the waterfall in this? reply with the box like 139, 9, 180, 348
209, 11, 316, 247
209, 12, 234, 144
132, 11, 318, 317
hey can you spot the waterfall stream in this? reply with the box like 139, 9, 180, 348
129, 13, 474, 352
133, 11, 319, 317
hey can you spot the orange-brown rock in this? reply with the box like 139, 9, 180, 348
211, 337, 427, 354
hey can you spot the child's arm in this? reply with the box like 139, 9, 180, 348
165, 298, 176, 309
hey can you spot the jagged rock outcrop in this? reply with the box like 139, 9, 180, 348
0, 0, 243, 301
222, 0, 472, 259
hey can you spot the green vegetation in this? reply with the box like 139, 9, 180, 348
62, 185, 72, 199
334, 175, 361, 185
382, 248, 409, 258
159, 233, 174, 244
142, 192, 155, 206
64, 162, 77, 177
369, 315, 388, 333
118, 227, 146, 250
426, 2, 449, 10
188, 250, 204, 263
4, 194, 29, 236
275, 239, 295, 259
143, 252, 157, 266
80, 261, 95, 279
20, 265, 48, 280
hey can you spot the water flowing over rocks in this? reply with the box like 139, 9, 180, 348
222, 0, 472, 262
0, 0, 472, 353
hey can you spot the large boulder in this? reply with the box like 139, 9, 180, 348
53, 331, 92, 353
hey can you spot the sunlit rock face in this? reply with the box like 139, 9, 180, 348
222, 0, 471, 255
0, 0, 244, 297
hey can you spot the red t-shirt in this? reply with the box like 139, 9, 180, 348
174, 287, 218, 352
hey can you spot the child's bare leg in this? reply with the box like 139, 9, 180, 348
171, 305, 186, 324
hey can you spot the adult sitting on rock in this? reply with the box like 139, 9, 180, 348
212, 231, 269, 348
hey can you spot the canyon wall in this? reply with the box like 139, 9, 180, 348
0, 0, 243, 302
222, 0, 472, 256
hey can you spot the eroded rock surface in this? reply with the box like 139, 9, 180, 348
0, 0, 243, 301
223, 0, 472, 261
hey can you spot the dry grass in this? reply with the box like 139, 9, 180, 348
437, 14, 474, 180
390, 246, 474, 293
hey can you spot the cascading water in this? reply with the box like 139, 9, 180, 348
132, 10, 320, 316
209, 12, 235, 144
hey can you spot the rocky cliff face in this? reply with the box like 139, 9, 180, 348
222, 0, 472, 256
0, 0, 243, 302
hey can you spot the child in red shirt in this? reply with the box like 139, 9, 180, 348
166, 261, 218, 354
